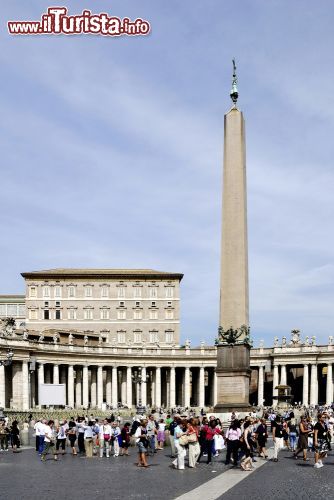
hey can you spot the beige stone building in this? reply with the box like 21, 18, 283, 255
22, 268, 183, 347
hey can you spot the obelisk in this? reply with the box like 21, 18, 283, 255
215, 60, 251, 411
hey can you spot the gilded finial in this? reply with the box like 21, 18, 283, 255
230, 58, 238, 107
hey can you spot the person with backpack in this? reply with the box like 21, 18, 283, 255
169, 417, 177, 458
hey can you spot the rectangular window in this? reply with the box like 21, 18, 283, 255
149, 331, 158, 343
55, 301, 61, 308
30, 286, 37, 298
134, 310, 142, 320
134, 331, 142, 343
44, 302, 49, 307
165, 331, 174, 343
165, 287, 173, 298
84, 309, 93, 320
167, 301, 172, 307
118, 331, 126, 343
18, 305, 26, 316
55, 310, 61, 320
149, 287, 158, 298
135, 301, 140, 307
117, 310, 126, 320
68, 286, 75, 298
85, 286, 93, 297
54, 286, 61, 298
119, 301, 125, 307
149, 310, 158, 320
68, 309, 76, 320
101, 286, 109, 298
133, 287, 141, 298
118, 287, 125, 298
151, 301, 156, 307
43, 286, 50, 298
7, 305, 17, 317
101, 309, 109, 320
44, 310, 50, 320
29, 309, 38, 320
165, 310, 174, 320
0, 304, 6, 316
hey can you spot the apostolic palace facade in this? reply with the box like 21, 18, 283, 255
1, 268, 334, 412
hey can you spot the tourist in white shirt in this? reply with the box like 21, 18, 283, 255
56, 421, 67, 456
35, 419, 47, 454
99, 419, 112, 458
40, 420, 57, 461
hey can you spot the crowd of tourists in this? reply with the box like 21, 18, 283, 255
1, 407, 333, 470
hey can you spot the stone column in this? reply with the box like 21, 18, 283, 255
30, 370, 36, 408
68, 365, 74, 408
0, 365, 6, 408
97, 366, 103, 408
76, 367, 82, 408
303, 364, 309, 406
272, 365, 279, 407
53, 364, 59, 384
326, 363, 333, 405
258, 365, 264, 406
82, 365, 89, 408
155, 367, 161, 408
310, 364, 318, 405
280, 364, 287, 385
91, 367, 97, 407
106, 368, 112, 407
198, 367, 205, 408
213, 370, 218, 407
121, 369, 127, 405
22, 360, 29, 410
184, 367, 190, 408
38, 362, 44, 406
112, 366, 118, 408
141, 367, 147, 407
170, 367, 176, 408
126, 366, 132, 408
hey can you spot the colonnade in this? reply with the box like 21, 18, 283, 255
0, 360, 217, 410
255, 362, 334, 406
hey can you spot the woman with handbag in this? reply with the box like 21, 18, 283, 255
172, 418, 187, 470
134, 420, 149, 467
187, 418, 200, 468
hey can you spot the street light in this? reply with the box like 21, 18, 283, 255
132, 367, 149, 415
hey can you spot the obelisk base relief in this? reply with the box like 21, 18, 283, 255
214, 344, 251, 411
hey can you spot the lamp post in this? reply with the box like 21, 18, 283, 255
0, 348, 14, 367
132, 367, 149, 415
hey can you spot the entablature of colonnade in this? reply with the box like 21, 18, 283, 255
0, 336, 218, 367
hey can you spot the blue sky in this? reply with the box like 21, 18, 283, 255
1, 1, 334, 347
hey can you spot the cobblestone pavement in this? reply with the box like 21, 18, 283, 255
2, 444, 332, 499
0, 445, 230, 500
220, 448, 334, 500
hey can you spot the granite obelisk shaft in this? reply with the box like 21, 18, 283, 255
220, 108, 249, 331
